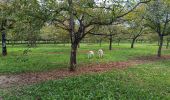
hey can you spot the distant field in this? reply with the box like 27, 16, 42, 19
0, 43, 169, 74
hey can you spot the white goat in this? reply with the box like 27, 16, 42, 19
98, 49, 104, 58
87, 51, 94, 59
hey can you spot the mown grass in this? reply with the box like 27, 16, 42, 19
1, 59, 170, 99
0, 43, 169, 74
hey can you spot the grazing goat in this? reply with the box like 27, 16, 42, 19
88, 51, 94, 59
98, 49, 104, 58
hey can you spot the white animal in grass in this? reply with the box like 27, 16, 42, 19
98, 49, 104, 58
87, 51, 94, 58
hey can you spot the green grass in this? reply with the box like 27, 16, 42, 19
0, 43, 170, 99
1, 59, 170, 99
0, 43, 169, 74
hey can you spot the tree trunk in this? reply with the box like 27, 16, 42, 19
166, 39, 169, 49
131, 38, 136, 48
117, 39, 120, 46
99, 39, 102, 47
7, 40, 9, 44
70, 43, 77, 71
157, 36, 163, 57
68, 0, 76, 71
2, 31, 7, 56
62, 39, 65, 46
77, 43, 80, 48
157, 40, 160, 46
109, 35, 112, 50
33, 40, 37, 47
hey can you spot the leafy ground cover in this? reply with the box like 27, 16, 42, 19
0, 59, 170, 99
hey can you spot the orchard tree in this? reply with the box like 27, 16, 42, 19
106, 25, 127, 50
12, 0, 47, 47
126, 19, 145, 48
0, 0, 14, 56
51, 0, 151, 71
145, 0, 170, 57
90, 24, 124, 50
14, 0, 151, 71
124, 4, 147, 48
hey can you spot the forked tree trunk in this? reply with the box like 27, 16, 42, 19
157, 36, 163, 57
2, 31, 7, 56
68, 0, 77, 71
70, 43, 78, 71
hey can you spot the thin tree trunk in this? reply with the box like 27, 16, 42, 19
2, 31, 7, 56
12, 40, 15, 46
117, 39, 120, 46
157, 36, 163, 57
109, 35, 112, 50
157, 40, 160, 46
63, 40, 66, 46
70, 43, 77, 71
131, 38, 136, 48
99, 39, 102, 47
166, 39, 169, 49
7, 40, 9, 44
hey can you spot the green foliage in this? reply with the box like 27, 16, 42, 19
8, 0, 47, 43
145, 0, 170, 36
40, 25, 69, 42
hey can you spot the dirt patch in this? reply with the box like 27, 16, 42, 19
0, 76, 19, 88
135, 55, 170, 61
162, 48, 170, 50
0, 55, 169, 89
77, 50, 89, 54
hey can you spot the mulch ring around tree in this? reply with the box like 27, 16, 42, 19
0, 55, 170, 89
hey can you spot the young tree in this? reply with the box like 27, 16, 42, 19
124, 4, 147, 48
145, 0, 170, 57
90, 24, 124, 50
127, 20, 145, 48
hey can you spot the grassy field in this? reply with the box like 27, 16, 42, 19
0, 43, 169, 74
1, 59, 170, 99
0, 43, 170, 99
